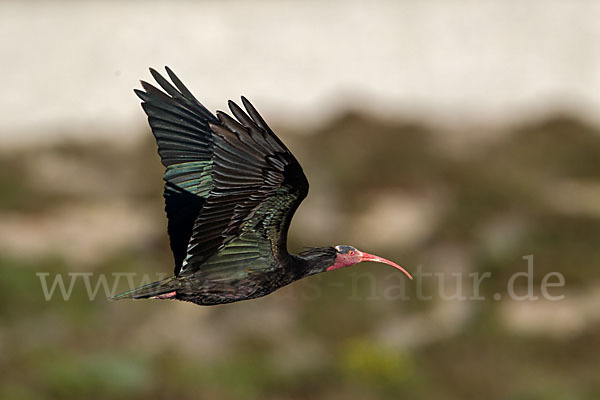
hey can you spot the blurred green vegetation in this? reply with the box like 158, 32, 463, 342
1, 112, 599, 399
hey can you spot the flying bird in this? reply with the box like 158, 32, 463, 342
112, 67, 412, 306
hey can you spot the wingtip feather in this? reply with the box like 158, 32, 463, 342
133, 88, 146, 100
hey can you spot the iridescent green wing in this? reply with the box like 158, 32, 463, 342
180, 98, 309, 277
136, 67, 309, 279
190, 231, 273, 282
135, 67, 218, 274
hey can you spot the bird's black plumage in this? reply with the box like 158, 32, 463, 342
163, 182, 205, 270
113, 67, 411, 306
113, 67, 333, 305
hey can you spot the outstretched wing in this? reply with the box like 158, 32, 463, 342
135, 67, 218, 274
135, 67, 308, 277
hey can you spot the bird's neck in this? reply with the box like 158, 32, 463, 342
289, 246, 338, 278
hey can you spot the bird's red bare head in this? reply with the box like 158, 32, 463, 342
327, 245, 413, 280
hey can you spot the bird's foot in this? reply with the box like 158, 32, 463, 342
150, 291, 177, 299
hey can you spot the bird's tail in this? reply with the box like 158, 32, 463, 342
110, 276, 179, 300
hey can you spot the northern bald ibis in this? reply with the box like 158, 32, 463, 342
112, 67, 412, 305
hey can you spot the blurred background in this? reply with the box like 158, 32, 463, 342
2, 0, 600, 399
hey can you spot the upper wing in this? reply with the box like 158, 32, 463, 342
135, 67, 308, 277
135, 67, 218, 274
183, 96, 309, 276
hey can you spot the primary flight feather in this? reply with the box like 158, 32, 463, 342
112, 67, 412, 306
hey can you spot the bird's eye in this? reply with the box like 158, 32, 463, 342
349, 250, 355, 256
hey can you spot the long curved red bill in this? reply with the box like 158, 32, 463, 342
360, 252, 413, 280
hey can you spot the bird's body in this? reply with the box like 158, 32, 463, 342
112, 67, 411, 306
128, 247, 336, 305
